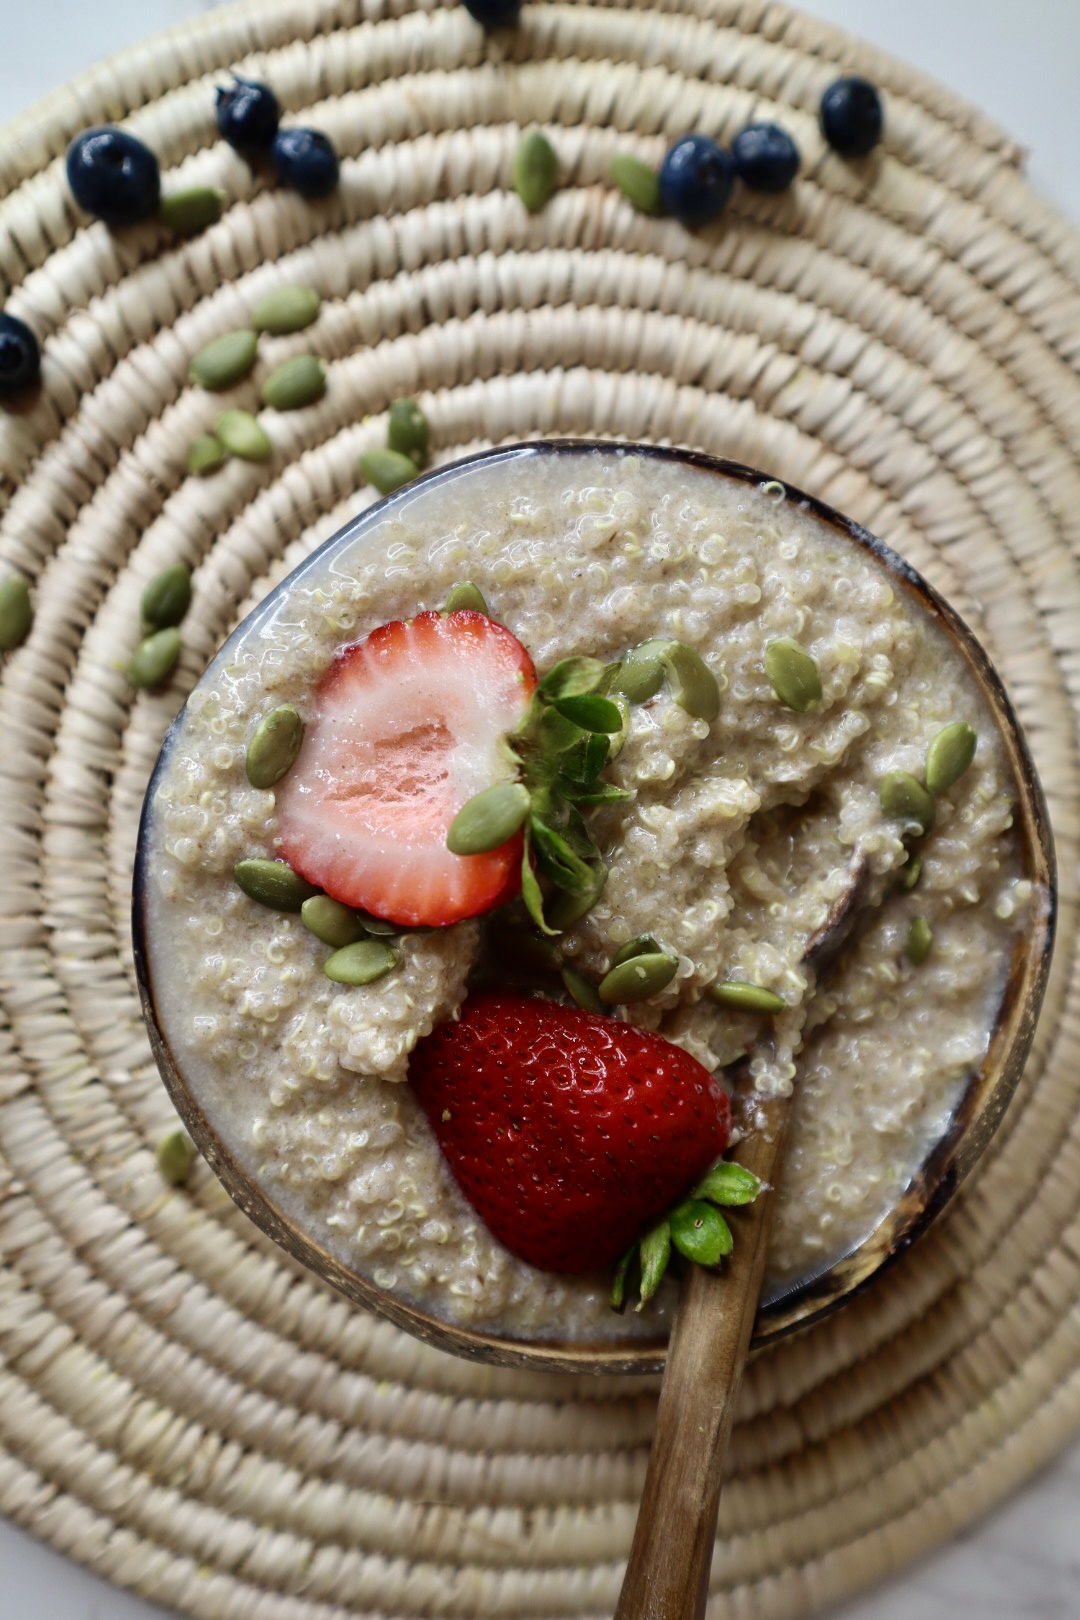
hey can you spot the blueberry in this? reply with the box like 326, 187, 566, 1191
659, 134, 735, 228
0, 313, 41, 397
731, 122, 800, 193
462, 0, 523, 25
271, 128, 340, 199
215, 75, 281, 153
65, 127, 161, 226
820, 76, 884, 158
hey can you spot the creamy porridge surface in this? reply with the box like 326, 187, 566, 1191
142, 448, 1031, 1340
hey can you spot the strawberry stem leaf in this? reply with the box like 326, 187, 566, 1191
559, 782, 634, 805
520, 826, 559, 935
610, 1244, 635, 1312
538, 656, 607, 701
530, 817, 599, 893
609, 1155, 766, 1314
537, 706, 588, 756
504, 645, 636, 933
559, 732, 611, 785
546, 866, 608, 930
553, 693, 625, 733
636, 1217, 672, 1310
563, 806, 603, 861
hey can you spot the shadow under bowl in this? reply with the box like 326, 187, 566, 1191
133, 440, 1056, 1375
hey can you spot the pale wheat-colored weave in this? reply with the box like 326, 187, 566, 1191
2, 2, 1079, 1616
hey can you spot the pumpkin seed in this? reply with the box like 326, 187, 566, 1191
880, 770, 935, 834
246, 704, 304, 789
157, 186, 225, 236
637, 1218, 671, 1308
906, 915, 933, 965
156, 1127, 196, 1186
612, 640, 667, 704
706, 979, 786, 1014
141, 563, 192, 631
609, 152, 663, 215
216, 409, 273, 461
350, 911, 399, 936
233, 857, 318, 912
764, 638, 822, 712
444, 581, 488, 615
301, 894, 370, 948
598, 950, 678, 1004
359, 448, 419, 495
261, 353, 327, 411
187, 432, 228, 476
660, 641, 720, 722
925, 721, 977, 796
190, 329, 258, 390
127, 627, 181, 688
670, 1199, 733, 1265
612, 934, 662, 967
512, 130, 558, 212
388, 398, 430, 465
902, 853, 923, 891
561, 966, 606, 1015
252, 284, 321, 335
606, 693, 631, 759
324, 938, 399, 985
0, 574, 33, 651
692, 1161, 762, 1206
447, 782, 531, 855
611, 638, 719, 720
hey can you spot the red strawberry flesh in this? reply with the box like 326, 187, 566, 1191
277, 610, 536, 926
410, 992, 732, 1274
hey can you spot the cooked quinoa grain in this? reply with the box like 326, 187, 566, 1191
142, 449, 1030, 1339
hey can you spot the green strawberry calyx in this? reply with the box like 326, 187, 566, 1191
443, 589, 721, 939
445, 640, 632, 935
609, 1159, 765, 1312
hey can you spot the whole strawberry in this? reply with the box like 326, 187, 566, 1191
410, 992, 732, 1274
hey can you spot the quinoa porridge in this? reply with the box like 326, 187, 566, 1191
137, 445, 1037, 1341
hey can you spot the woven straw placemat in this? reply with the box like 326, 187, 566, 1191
2, 2, 1079, 1615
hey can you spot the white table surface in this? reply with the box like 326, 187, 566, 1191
3, 2, 1079, 1616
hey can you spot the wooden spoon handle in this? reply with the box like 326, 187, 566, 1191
614, 1100, 790, 1620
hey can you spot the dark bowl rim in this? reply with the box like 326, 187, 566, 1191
132, 438, 1057, 1375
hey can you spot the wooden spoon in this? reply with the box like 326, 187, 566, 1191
614, 857, 871, 1620
614, 1090, 788, 1619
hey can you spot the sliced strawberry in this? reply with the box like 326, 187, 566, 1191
410, 992, 732, 1274
277, 610, 536, 926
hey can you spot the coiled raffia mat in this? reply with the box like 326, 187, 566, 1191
2, 1, 1079, 1616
